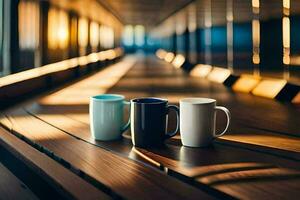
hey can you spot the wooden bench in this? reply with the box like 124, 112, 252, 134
1, 55, 300, 199
0, 127, 111, 199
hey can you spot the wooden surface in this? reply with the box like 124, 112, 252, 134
1, 55, 300, 199
0, 127, 111, 200
0, 162, 38, 200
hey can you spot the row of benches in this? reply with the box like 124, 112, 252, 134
0, 48, 124, 109
156, 49, 300, 103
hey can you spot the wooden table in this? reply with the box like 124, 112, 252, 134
1, 55, 300, 199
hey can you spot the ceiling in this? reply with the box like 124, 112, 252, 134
97, 0, 193, 28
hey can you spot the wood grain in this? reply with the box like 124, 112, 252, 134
24, 103, 300, 171
0, 127, 111, 200
196, 168, 300, 199
21, 99, 300, 197
0, 109, 214, 200
1, 55, 300, 199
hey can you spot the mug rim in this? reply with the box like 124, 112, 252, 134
180, 97, 216, 104
131, 97, 168, 104
91, 94, 125, 102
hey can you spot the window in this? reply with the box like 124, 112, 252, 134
122, 25, 134, 46
18, 0, 39, 50
78, 18, 88, 48
134, 25, 145, 47
90, 21, 99, 49
100, 25, 114, 49
48, 8, 69, 49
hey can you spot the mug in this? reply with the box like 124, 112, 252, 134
130, 97, 179, 147
90, 94, 130, 141
180, 98, 230, 147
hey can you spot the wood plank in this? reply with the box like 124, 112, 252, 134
0, 127, 111, 200
0, 109, 214, 200
24, 102, 300, 166
22, 103, 300, 200
0, 162, 38, 200
196, 168, 300, 199
213, 179, 300, 200
13, 56, 300, 199
197, 168, 300, 185
26, 103, 300, 161
2, 55, 300, 199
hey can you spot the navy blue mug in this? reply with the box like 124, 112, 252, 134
130, 97, 179, 147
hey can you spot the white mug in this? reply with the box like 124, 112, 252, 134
179, 98, 230, 147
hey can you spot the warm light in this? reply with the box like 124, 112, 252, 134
0, 57, 82, 87
252, 79, 287, 99
292, 92, 300, 103
19, 0, 39, 50
78, 56, 89, 66
0, 49, 123, 88
87, 53, 99, 63
78, 18, 88, 47
40, 57, 137, 105
156, 49, 167, 59
232, 75, 261, 93
252, 0, 260, 8
98, 51, 107, 61
90, 22, 100, 48
252, 0, 260, 14
105, 49, 117, 60
130, 148, 161, 168
252, 54, 260, 64
283, 55, 290, 65
70, 18, 78, 48
58, 11, 69, 49
47, 8, 57, 49
290, 56, 300, 66
252, 19, 260, 67
283, 0, 290, 15
226, 0, 233, 22
283, 0, 290, 9
190, 64, 212, 77
207, 67, 231, 83
252, 20, 260, 48
48, 8, 69, 49
282, 17, 290, 49
164, 52, 175, 63
100, 26, 114, 49
172, 54, 185, 68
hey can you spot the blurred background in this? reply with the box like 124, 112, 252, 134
0, 0, 299, 83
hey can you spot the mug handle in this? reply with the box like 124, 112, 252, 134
165, 105, 180, 139
121, 101, 131, 132
214, 106, 231, 138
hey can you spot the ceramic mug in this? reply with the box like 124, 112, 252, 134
180, 98, 230, 147
130, 97, 179, 147
90, 94, 130, 141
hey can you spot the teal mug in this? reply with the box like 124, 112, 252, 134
90, 94, 130, 141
